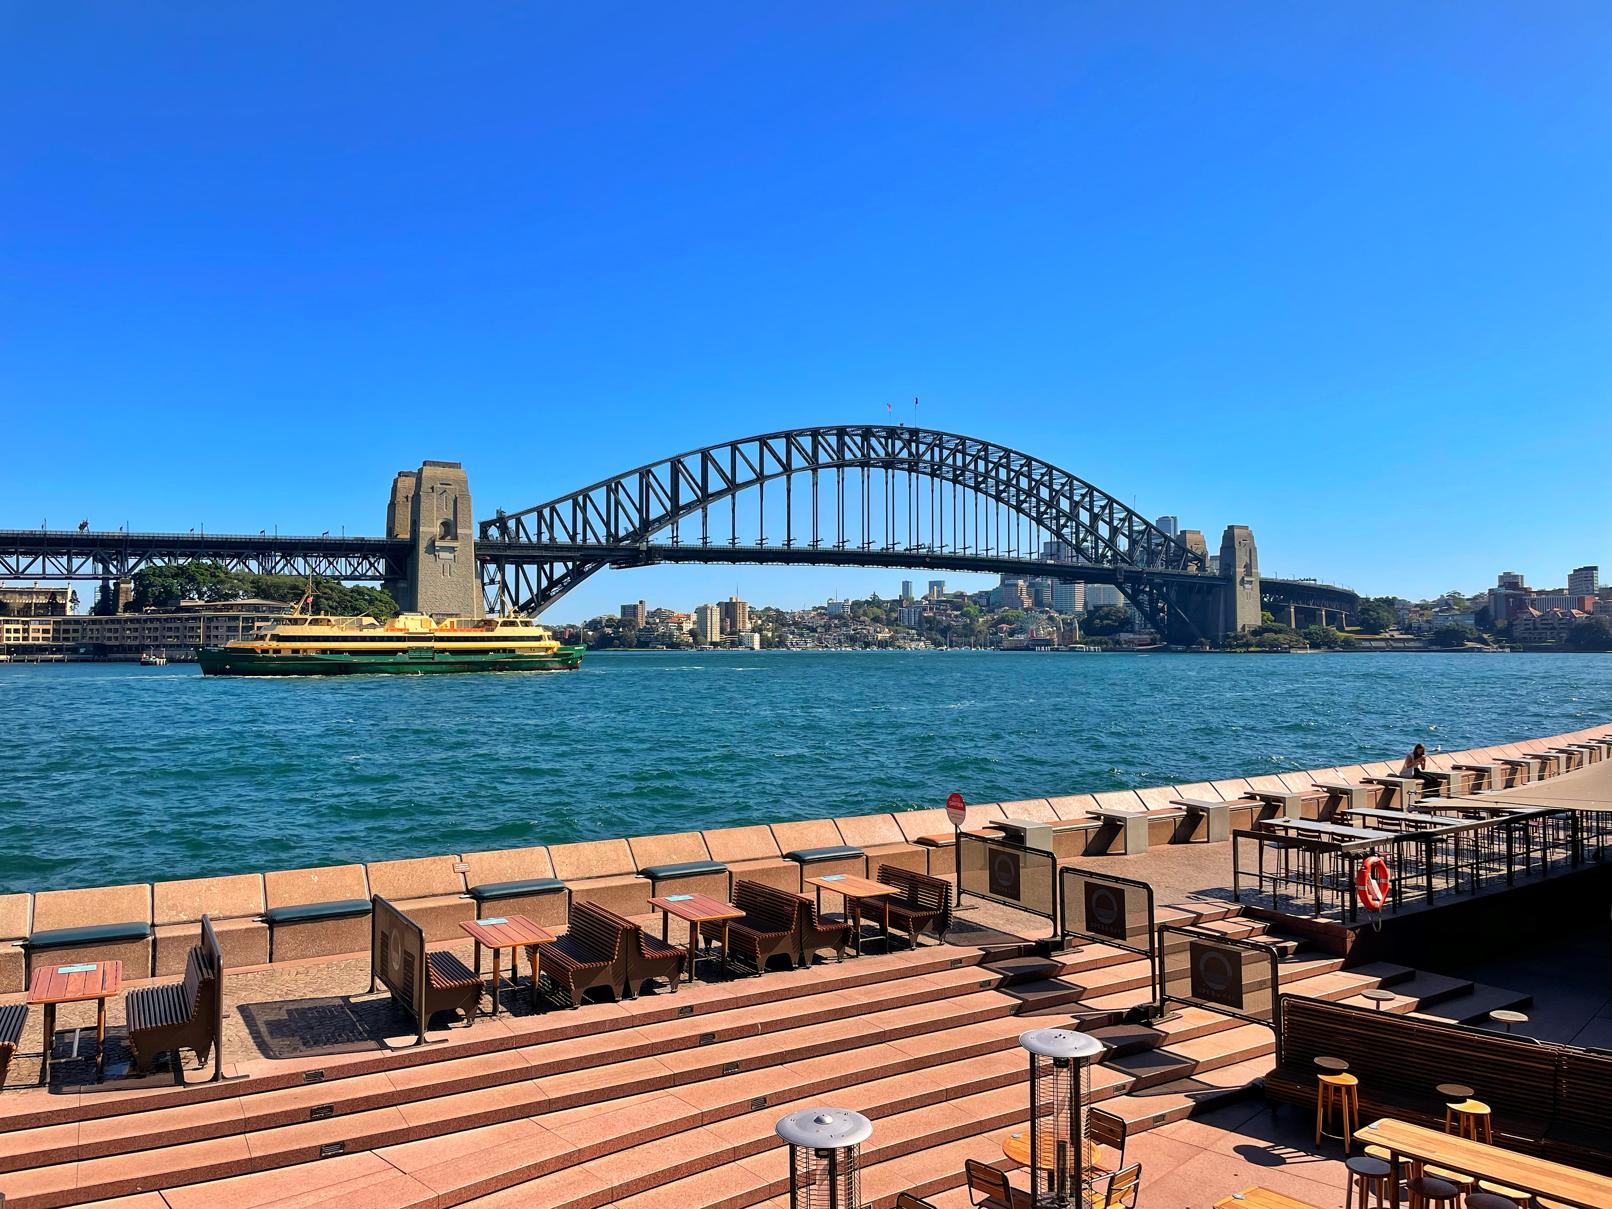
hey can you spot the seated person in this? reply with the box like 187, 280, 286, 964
1398, 742, 1442, 792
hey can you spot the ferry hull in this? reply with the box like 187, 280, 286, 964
196, 646, 585, 676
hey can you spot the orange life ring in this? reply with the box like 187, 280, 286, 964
1356, 856, 1390, 912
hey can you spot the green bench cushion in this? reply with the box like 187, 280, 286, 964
28, 921, 151, 949
263, 899, 372, 926
468, 877, 566, 901
782, 846, 863, 864
639, 860, 728, 881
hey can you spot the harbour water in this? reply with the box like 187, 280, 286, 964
2, 651, 1608, 893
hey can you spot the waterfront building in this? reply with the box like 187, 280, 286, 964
0, 584, 76, 616
0, 614, 60, 654
738, 631, 761, 650
620, 600, 646, 627
1511, 607, 1586, 645
1488, 572, 1534, 623
1567, 565, 1599, 597
42, 598, 296, 659
693, 603, 722, 644
718, 595, 750, 635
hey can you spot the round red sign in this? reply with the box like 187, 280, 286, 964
945, 791, 967, 827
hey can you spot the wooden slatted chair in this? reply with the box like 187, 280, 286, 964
702, 880, 802, 973
369, 896, 482, 1044
964, 1158, 1032, 1209
895, 1195, 938, 1209
628, 916, 686, 995
536, 901, 632, 1008
126, 943, 219, 1075
870, 863, 953, 947
1093, 1162, 1142, 1209
1088, 1106, 1129, 1179
0, 1002, 27, 1087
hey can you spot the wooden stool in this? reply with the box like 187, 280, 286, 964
1404, 1175, 1459, 1208
1420, 1166, 1473, 1198
1344, 1155, 1391, 1208
1315, 1072, 1360, 1153
1445, 1098, 1492, 1143
1464, 1195, 1521, 1209
1473, 1179, 1531, 1206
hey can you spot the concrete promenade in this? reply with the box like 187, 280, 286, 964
0, 722, 1605, 1207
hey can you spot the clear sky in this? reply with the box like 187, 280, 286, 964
3, 4, 1608, 620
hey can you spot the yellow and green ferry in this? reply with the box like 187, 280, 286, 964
196, 611, 584, 676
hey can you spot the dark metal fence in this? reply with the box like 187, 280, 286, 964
1058, 865, 1156, 957
956, 832, 1059, 921
1156, 924, 1281, 1027
1230, 802, 1602, 923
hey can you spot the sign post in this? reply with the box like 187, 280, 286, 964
946, 791, 967, 888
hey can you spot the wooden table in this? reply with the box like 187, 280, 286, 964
1212, 1189, 1321, 1209
28, 959, 122, 1083
458, 915, 554, 1016
804, 874, 895, 956
1001, 1127, 1097, 1169
1355, 1117, 1612, 1209
649, 892, 744, 983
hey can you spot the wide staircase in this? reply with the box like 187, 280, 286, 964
0, 902, 1522, 1209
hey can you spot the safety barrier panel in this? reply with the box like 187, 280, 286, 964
955, 832, 1058, 921
1156, 923, 1281, 1028
1058, 865, 1156, 957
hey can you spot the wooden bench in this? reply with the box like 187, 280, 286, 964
626, 912, 686, 995
0, 1001, 26, 1087
369, 896, 482, 1044
1267, 996, 1559, 1152
793, 886, 852, 965
538, 901, 631, 1008
870, 864, 952, 947
1546, 1050, 1612, 1175
702, 880, 802, 973
126, 916, 224, 1079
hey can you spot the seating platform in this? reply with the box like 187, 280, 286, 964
0, 897, 1399, 1209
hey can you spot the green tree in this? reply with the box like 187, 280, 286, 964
1431, 623, 1478, 649
1082, 604, 1131, 636
1355, 597, 1398, 634
1567, 615, 1612, 651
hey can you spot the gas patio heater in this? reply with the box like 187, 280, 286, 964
775, 1106, 872, 1209
1021, 1027, 1107, 1208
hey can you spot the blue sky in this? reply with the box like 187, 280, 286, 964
3, 4, 1608, 619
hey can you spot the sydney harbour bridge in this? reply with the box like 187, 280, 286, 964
0, 425, 1356, 643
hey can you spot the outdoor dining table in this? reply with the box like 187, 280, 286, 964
649, 891, 744, 983
1354, 1117, 1612, 1209
28, 959, 122, 1083
458, 915, 555, 1016
803, 873, 895, 956
1212, 1190, 1321, 1209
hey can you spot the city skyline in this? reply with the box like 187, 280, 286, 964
4, 6, 1608, 617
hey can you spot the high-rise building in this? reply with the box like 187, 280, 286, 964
900, 579, 914, 602
718, 595, 750, 635
898, 603, 926, 627
1488, 572, 1533, 624
1083, 583, 1123, 609
927, 579, 946, 600
693, 603, 722, 643
1568, 566, 1599, 597
1051, 581, 1083, 615
620, 600, 646, 626
1154, 515, 1180, 539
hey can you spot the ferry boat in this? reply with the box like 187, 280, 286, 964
138, 649, 168, 666
196, 611, 584, 676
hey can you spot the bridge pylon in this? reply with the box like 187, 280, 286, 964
384, 461, 482, 619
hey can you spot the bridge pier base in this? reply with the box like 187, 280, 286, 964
384, 461, 482, 619
1169, 525, 1261, 644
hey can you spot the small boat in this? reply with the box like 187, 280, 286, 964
139, 649, 167, 666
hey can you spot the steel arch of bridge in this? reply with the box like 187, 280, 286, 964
479, 424, 1214, 633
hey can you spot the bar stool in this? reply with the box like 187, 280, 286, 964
1403, 1174, 1459, 1209
1472, 1179, 1531, 1206
1434, 1083, 1473, 1132
1314, 1062, 1359, 1153
1344, 1155, 1391, 1208
1445, 1098, 1493, 1143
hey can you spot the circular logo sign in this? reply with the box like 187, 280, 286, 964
946, 791, 967, 827
1088, 886, 1119, 928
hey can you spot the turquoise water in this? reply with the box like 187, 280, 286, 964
2, 651, 1608, 893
